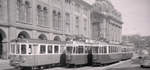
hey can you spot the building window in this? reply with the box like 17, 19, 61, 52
0, 0, 3, 19
58, 12, 61, 30
37, 5, 42, 25
16, 0, 31, 24
53, 10, 57, 30
16, 0, 22, 22
75, 4, 80, 12
53, 10, 61, 30
84, 19, 87, 31
43, 7, 48, 26
75, 16, 79, 35
65, 0, 71, 4
25, 1, 31, 24
65, 13, 70, 33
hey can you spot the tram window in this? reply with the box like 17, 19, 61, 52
85, 46, 88, 53
112, 46, 115, 53
102, 47, 104, 53
109, 46, 113, 53
16, 44, 20, 54
54, 45, 59, 53
99, 47, 102, 53
73, 47, 76, 54
40, 45, 46, 54
66, 46, 72, 53
104, 46, 107, 53
114, 47, 116, 52
28, 45, 32, 54
93, 47, 98, 53
11, 44, 15, 54
48, 45, 53, 53
78, 46, 83, 54
76, 47, 78, 54
108, 46, 111, 53
21, 44, 27, 54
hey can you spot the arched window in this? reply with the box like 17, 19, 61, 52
37, 5, 42, 25
58, 12, 61, 30
16, 0, 22, 21
53, 10, 57, 29
38, 34, 47, 40
43, 7, 48, 26
65, 13, 70, 32
54, 36, 61, 41
17, 31, 30, 39
0, 0, 2, 19
25, 1, 31, 24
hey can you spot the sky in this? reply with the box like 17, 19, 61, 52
84, 0, 150, 36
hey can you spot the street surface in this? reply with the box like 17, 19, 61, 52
0, 54, 150, 70
44, 60, 138, 70
0, 59, 14, 70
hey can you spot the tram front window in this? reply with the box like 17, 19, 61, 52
21, 44, 26, 54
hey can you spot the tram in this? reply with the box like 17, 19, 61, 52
91, 43, 122, 66
9, 39, 67, 69
9, 39, 134, 69
121, 46, 133, 60
65, 41, 88, 67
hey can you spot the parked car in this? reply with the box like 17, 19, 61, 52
139, 49, 150, 67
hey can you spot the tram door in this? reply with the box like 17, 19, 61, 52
0, 34, 3, 58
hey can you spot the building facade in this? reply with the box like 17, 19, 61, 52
0, 0, 123, 59
91, 0, 123, 44
0, 0, 91, 59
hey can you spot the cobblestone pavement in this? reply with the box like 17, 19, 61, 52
107, 57, 150, 70
44, 54, 141, 70
0, 59, 140, 70
0, 59, 14, 70
44, 60, 133, 70
0, 54, 144, 70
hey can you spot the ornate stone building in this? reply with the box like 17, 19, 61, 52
91, 0, 123, 44
0, 0, 123, 59
0, 0, 91, 59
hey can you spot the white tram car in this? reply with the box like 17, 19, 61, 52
9, 39, 66, 69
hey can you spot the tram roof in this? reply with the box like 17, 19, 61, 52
10, 39, 68, 44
